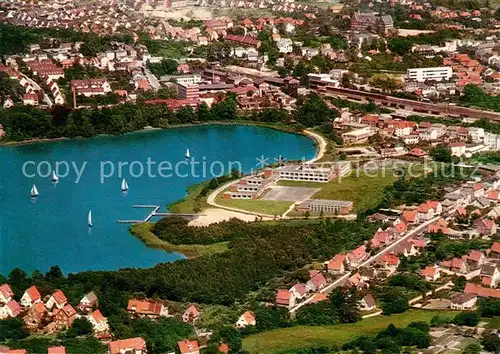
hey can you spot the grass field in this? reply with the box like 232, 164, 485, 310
130, 223, 229, 258
242, 310, 457, 354
312, 169, 397, 212
168, 181, 209, 213
217, 197, 293, 216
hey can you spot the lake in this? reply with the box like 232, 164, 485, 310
0, 125, 316, 275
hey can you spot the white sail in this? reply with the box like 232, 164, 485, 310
185, 148, 190, 159
121, 178, 129, 191
88, 210, 93, 227
51, 171, 59, 183
30, 184, 39, 197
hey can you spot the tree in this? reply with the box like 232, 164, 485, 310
382, 298, 409, 315
482, 333, 500, 352
0, 318, 29, 341
66, 317, 93, 338
463, 342, 481, 354
453, 312, 479, 327
430, 145, 452, 163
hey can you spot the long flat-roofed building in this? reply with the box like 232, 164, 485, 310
263, 162, 351, 183
297, 199, 354, 214
406, 67, 453, 82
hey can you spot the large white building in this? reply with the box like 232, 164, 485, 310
406, 67, 453, 82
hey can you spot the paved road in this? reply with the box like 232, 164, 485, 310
289, 216, 441, 313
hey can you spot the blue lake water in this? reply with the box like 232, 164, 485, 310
0, 125, 316, 276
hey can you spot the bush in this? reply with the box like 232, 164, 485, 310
453, 312, 479, 327
382, 298, 409, 315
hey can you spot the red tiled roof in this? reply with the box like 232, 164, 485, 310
47, 346, 66, 354
6, 300, 20, 316
90, 309, 106, 323
127, 299, 164, 315
25, 285, 41, 302
310, 293, 328, 304
276, 290, 291, 305
108, 337, 146, 354
178, 339, 199, 354
51, 290, 67, 305
0, 284, 14, 299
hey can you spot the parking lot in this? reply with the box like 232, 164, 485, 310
261, 186, 320, 202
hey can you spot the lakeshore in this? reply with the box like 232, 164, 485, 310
0, 124, 316, 274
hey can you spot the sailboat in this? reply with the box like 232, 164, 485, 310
30, 184, 39, 198
185, 148, 190, 159
88, 210, 93, 227
51, 171, 59, 183
121, 178, 129, 192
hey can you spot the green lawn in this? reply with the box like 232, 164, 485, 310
242, 310, 457, 354
217, 197, 293, 216
311, 169, 397, 212
130, 223, 229, 258
168, 181, 209, 213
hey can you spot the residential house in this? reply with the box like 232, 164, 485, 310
449, 142, 466, 156
306, 271, 327, 292
45, 290, 67, 310
0, 284, 14, 304
23, 93, 38, 106
393, 240, 418, 258
127, 299, 168, 319
465, 250, 486, 268
236, 311, 256, 328
347, 245, 368, 267
23, 302, 46, 329
20, 286, 41, 307
481, 264, 500, 288
276, 289, 295, 308
359, 267, 378, 282
87, 309, 110, 334
178, 340, 200, 354
289, 283, 307, 299
402, 210, 417, 224
359, 293, 376, 311
182, 305, 200, 323
347, 273, 368, 289
0, 300, 21, 319
325, 254, 346, 274
52, 304, 77, 329
77, 292, 98, 312
474, 218, 497, 236
440, 257, 467, 274
450, 292, 477, 310
489, 242, 500, 258
378, 253, 400, 271
420, 265, 441, 281
108, 337, 147, 354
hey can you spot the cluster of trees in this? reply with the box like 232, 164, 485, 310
342, 322, 431, 354
387, 30, 461, 56
0, 92, 336, 142
0, 72, 24, 102
147, 59, 179, 77
460, 84, 500, 112
430, 145, 453, 163
0, 23, 133, 57
295, 288, 361, 326
153, 217, 250, 245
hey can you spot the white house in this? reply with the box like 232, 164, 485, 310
0, 300, 20, 319
276, 38, 293, 53
450, 293, 477, 310
0, 284, 14, 304
87, 309, 110, 333
449, 142, 466, 156
20, 286, 42, 307
45, 290, 67, 310
235, 311, 256, 328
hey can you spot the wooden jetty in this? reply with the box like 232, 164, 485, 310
118, 205, 203, 224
